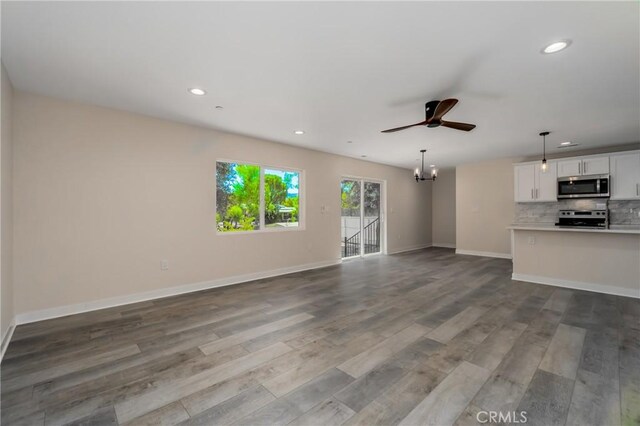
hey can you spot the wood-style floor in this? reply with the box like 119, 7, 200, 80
1, 248, 639, 426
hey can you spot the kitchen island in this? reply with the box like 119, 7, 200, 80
508, 224, 640, 298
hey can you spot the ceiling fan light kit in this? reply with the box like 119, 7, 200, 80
382, 98, 476, 133
415, 149, 437, 182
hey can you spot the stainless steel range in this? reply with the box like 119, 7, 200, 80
556, 209, 608, 229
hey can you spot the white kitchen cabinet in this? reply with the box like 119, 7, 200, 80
582, 156, 609, 175
557, 156, 609, 177
610, 152, 640, 200
557, 159, 581, 177
536, 161, 557, 201
515, 164, 536, 202
514, 162, 557, 202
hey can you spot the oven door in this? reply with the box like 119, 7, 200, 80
557, 175, 609, 199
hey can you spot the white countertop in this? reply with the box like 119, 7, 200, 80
508, 224, 640, 235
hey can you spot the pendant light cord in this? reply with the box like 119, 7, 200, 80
539, 131, 550, 165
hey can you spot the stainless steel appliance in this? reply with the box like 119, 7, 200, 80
556, 209, 608, 229
557, 174, 609, 199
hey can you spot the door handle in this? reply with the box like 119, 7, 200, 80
583, 162, 587, 174
535, 188, 539, 199
531, 189, 534, 200
578, 162, 581, 175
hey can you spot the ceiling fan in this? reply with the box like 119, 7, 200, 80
381, 99, 476, 133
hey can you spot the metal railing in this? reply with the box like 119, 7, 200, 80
363, 217, 380, 254
343, 231, 360, 258
342, 217, 380, 257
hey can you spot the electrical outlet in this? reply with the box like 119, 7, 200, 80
528, 236, 535, 245
161, 260, 169, 271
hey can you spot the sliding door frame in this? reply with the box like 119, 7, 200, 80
340, 175, 387, 258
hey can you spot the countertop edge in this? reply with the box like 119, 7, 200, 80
508, 225, 640, 235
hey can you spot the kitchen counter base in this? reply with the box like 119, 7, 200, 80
510, 228, 640, 298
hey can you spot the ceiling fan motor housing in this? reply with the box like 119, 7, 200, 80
424, 100, 440, 120
425, 100, 442, 127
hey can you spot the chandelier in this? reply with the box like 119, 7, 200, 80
414, 149, 437, 182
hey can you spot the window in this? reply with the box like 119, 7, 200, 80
265, 168, 300, 228
216, 161, 302, 233
216, 162, 260, 231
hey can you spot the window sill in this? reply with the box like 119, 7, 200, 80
216, 226, 306, 236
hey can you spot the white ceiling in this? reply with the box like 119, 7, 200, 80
2, 1, 639, 169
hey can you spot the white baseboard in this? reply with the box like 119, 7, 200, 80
455, 249, 512, 259
14, 259, 342, 326
388, 243, 432, 255
432, 243, 456, 249
1, 318, 16, 363
512, 273, 640, 299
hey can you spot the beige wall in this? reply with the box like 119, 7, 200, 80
12, 92, 432, 316
456, 157, 523, 256
1, 64, 15, 342
512, 229, 640, 297
431, 168, 456, 247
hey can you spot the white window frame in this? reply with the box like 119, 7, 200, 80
215, 159, 305, 235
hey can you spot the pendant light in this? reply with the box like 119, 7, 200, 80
414, 149, 437, 182
540, 131, 549, 172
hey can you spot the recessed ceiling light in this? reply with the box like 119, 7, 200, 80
294, 130, 305, 135
215, 105, 224, 110
347, 141, 353, 144
541, 40, 571, 54
361, 155, 367, 158
188, 88, 206, 96
558, 142, 580, 148
430, 164, 436, 168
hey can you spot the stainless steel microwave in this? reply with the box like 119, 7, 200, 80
557, 174, 609, 199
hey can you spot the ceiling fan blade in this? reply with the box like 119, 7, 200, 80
381, 121, 427, 133
432, 98, 458, 120
441, 121, 476, 131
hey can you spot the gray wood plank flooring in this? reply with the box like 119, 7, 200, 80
1, 248, 638, 425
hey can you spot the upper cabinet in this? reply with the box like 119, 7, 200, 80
557, 156, 609, 177
514, 161, 557, 202
515, 150, 639, 202
610, 152, 640, 200
515, 164, 536, 202
537, 162, 558, 201
557, 159, 581, 177
582, 156, 610, 175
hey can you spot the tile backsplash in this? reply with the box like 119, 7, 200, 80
514, 199, 640, 225
608, 200, 640, 225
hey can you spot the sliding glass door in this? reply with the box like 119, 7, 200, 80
341, 179, 361, 258
341, 178, 383, 258
363, 181, 381, 254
